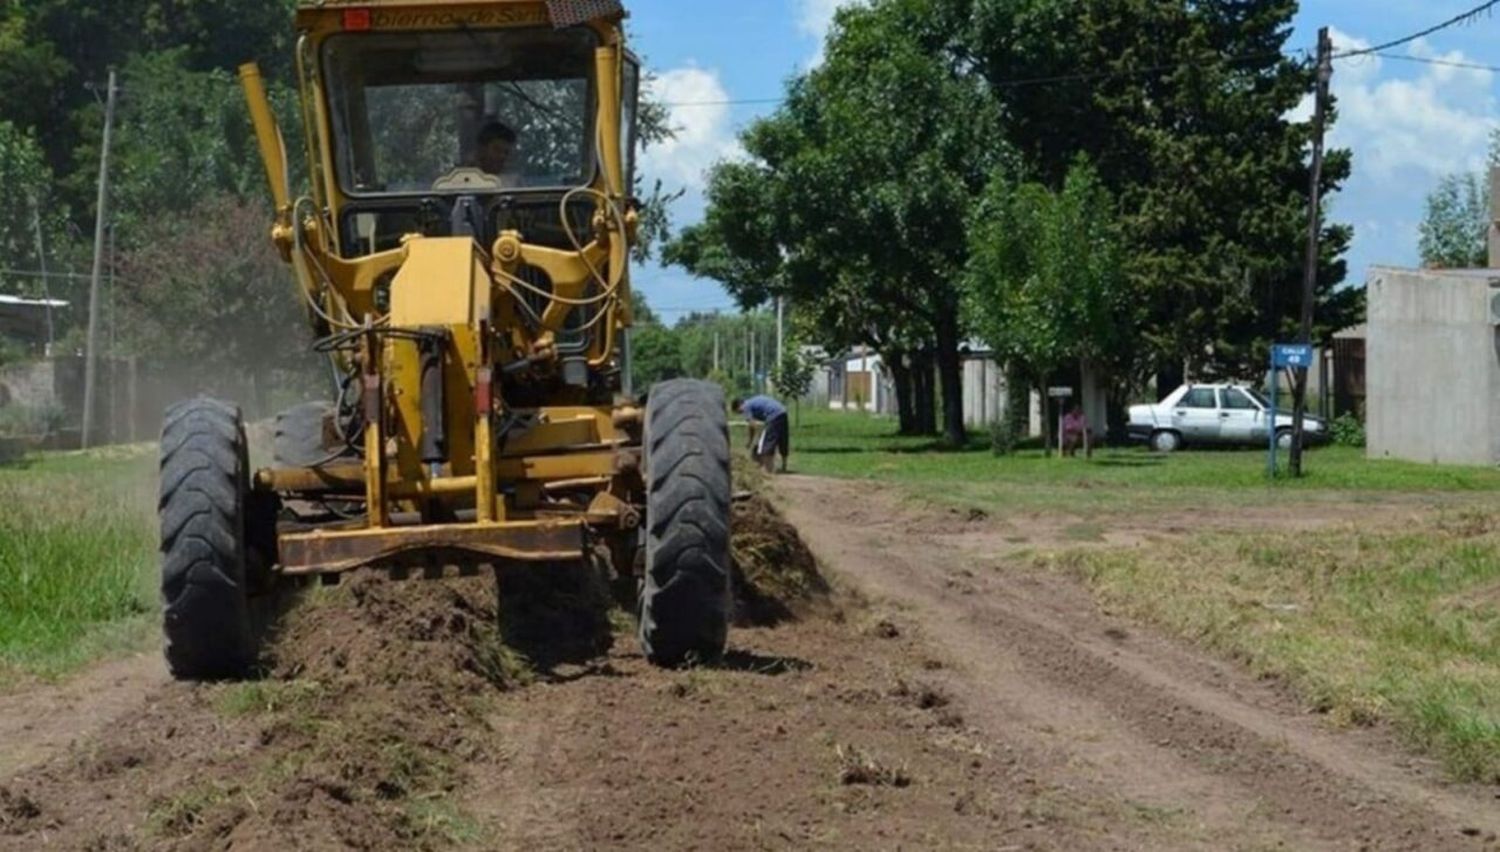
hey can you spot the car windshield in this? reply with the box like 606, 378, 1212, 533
323, 27, 597, 196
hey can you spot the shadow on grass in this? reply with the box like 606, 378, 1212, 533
1089, 453, 1166, 468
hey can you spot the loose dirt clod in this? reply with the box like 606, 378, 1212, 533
731, 494, 829, 626
836, 744, 912, 788
0, 788, 41, 832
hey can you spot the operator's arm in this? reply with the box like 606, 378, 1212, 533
746, 419, 760, 451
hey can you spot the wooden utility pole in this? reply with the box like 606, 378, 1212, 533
82, 70, 118, 450
28, 196, 55, 350
1291, 29, 1331, 477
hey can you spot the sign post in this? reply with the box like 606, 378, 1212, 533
1268, 343, 1313, 478
1049, 386, 1074, 457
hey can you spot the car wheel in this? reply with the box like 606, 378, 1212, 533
1276, 429, 1294, 450
1150, 430, 1181, 453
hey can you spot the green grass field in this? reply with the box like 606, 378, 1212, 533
0, 448, 158, 685
788, 407, 1500, 513
788, 408, 1500, 783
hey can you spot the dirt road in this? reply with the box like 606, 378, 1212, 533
776, 475, 1500, 851
1, 481, 1497, 850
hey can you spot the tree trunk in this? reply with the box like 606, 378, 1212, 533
1038, 372, 1053, 457
913, 350, 936, 436
1155, 361, 1184, 400
1004, 361, 1030, 440
889, 350, 917, 435
934, 316, 966, 447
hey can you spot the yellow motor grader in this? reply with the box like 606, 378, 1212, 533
158, 0, 730, 677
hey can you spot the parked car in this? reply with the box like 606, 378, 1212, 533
1127, 383, 1327, 452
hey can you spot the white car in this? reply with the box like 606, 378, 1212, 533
1127, 383, 1327, 452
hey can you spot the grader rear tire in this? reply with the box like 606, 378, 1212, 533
158, 398, 258, 680
638, 379, 733, 668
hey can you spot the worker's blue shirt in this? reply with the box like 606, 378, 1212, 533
741, 395, 787, 423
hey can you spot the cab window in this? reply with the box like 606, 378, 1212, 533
323, 27, 598, 196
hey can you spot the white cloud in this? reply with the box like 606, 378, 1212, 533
795, 0, 863, 67
1327, 35, 1496, 180
797, 0, 844, 40
640, 65, 742, 191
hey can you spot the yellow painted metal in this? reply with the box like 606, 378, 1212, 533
391, 238, 491, 326
245, 0, 644, 557
238, 64, 290, 213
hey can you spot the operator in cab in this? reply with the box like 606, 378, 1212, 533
474, 120, 520, 185
734, 395, 790, 474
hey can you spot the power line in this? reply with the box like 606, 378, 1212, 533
1333, 0, 1500, 59
1369, 51, 1500, 73
660, 3, 1500, 110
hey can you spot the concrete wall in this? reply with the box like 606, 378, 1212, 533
1366, 267, 1500, 466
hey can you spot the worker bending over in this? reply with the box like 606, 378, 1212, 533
734, 395, 790, 474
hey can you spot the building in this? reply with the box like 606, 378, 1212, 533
0, 293, 67, 352
1366, 267, 1500, 466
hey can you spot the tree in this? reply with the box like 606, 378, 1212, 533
0, 123, 62, 297
769, 342, 816, 425
117, 194, 314, 415
1418, 172, 1488, 269
1415, 126, 1500, 272
963, 0, 1356, 383
669, 0, 1006, 444
966, 161, 1133, 449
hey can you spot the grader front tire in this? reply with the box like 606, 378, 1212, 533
638, 379, 733, 668
158, 398, 258, 680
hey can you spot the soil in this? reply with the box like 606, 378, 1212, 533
1, 478, 1497, 850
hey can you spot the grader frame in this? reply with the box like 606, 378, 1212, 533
155, 0, 732, 679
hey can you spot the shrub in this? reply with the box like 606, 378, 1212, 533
1331, 412, 1366, 448
989, 418, 1018, 456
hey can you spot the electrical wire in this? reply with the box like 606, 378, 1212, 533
1368, 51, 1500, 73
655, 2, 1500, 109
1332, 0, 1500, 59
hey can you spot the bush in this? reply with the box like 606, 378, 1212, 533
989, 418, 1018, 456
1331, 412, 1366, 448
0, 404, 65, 437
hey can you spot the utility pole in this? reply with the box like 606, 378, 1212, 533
775, 297, 785, 367
1291, 28, 1331, 477
82, 69, 118, 450
28, 196, 55, 351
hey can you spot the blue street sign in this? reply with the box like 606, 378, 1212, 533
1272, 343, 1313, 369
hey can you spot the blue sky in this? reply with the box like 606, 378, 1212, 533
629, 1, 1500, 322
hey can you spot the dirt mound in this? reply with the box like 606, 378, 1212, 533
731, 493, 829, 626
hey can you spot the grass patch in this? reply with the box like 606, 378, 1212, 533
789, 409, 1500, 514
1044, 515, 1500, 782
217, 680, 327, 717
0, 447, 158, 684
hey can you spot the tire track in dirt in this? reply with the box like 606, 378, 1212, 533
0, 653, 167, 780
776, 474, 1500, 851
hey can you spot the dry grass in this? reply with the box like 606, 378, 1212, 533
1044, 509, 1500, 783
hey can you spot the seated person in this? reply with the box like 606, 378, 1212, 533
473, 121, 520, 185
1062, 403, 1094, 459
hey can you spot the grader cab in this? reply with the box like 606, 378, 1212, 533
157, 0, 731, 678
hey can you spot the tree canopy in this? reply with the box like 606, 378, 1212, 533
673, 0, 1358, 438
